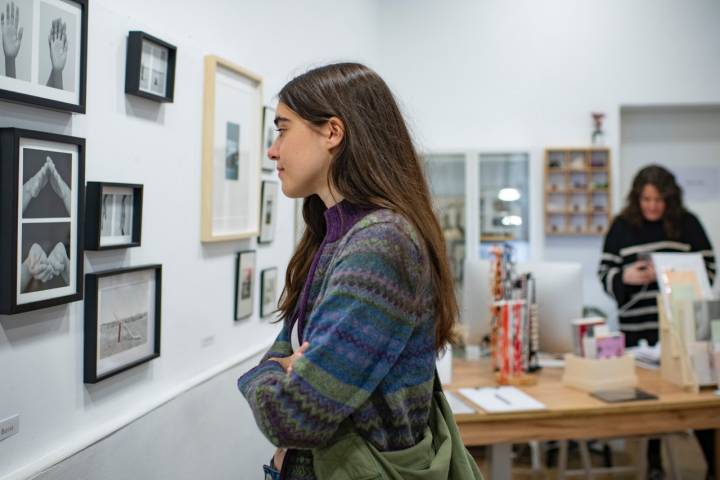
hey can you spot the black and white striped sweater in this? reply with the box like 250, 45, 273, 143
598, 212, 715, 338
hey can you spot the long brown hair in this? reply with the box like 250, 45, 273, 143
276, 63, 457, 352
619, 164, 686, 238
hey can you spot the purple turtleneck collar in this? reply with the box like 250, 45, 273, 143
323, 199, 374, 242
292, 200, 376, 341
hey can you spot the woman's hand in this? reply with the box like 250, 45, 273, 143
622, 260, 655, 285
273, 448, 286, 471
268, 341, 309, 374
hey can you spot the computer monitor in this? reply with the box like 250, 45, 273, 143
461, 258, 492, 345
462, 259, 584, 353
515, 261, 583, 353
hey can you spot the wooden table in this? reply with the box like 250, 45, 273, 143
450, 358, 720, 478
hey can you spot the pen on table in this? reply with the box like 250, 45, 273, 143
494, 390, 511, 405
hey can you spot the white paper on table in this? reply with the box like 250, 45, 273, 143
459, 386, 546, 413
444, 391, 476, 414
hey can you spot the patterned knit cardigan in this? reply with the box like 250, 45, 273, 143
238, 208, 437, 480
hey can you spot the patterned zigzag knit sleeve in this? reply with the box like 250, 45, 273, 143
259, 323, 293, 363
598, 219, 629, 305
237, 218, 425, 449
687, 213, 716, 286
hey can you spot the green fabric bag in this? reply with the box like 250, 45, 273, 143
313, 372, 483, 480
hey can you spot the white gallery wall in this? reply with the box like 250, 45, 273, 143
0, 1, 380, 479
378, 0, 720, 325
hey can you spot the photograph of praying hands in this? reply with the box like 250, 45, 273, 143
22, 150, 72, 219
46, 17, 67, 89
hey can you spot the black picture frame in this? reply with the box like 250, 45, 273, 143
0, 0, 88, 113
84, 264, 162, 383
85, 181, 143, 250
124, 31, 176, 103
260, 267, 277, 318
0, 128, 85, 314
234, 250, 255, 320
258, 181, 277, 244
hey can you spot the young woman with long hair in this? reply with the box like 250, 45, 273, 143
598, 164, 716, 480
237, 63, 476, 480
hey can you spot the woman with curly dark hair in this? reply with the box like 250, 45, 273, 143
598, 164, 716, 480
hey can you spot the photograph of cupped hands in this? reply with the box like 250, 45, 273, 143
20, 222, 71, 294
22, 149, 71, 218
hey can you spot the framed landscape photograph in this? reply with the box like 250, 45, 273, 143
0, 0, 88, 113
85, 182, 143, 250
200, 55, 262, 242
124, 31, 176, 103
258, 180, 277, 244
260, 267, 277, 318
234, 250, 255, 320
0, 128, 84, 314
84, 264, 162, 383
261, 106, 277, 171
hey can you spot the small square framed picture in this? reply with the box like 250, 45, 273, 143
84, 265, 162, 383
85, 182, 143, 250
234, 250, 256, 320
261, 106, 277, 171
258, 181, 278, 244
125, 31, 176, 102
260, 267, 278, 318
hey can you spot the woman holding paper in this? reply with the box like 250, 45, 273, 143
598, 164, 716, 480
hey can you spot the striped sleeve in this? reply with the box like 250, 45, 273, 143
687, 214, 716, 285
237, 220, 424, 449
598, 220, 629, 305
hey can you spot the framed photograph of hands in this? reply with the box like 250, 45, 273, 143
260, 267, 277, 318
84, 265, 162, 383
234, 250, 255, 320
0, 128, 84, 314
85, 182, 143, 250
201, 55, 262, 242
258, 180, 277, 244
125, 31, 176, 103
0, 0, 88, 113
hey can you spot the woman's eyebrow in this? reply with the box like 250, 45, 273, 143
274, 117, 290, 127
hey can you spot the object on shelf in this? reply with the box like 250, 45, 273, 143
570, 153, 586, 170
591, 112, 605, 146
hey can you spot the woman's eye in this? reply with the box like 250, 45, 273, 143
275, 128, 285, 136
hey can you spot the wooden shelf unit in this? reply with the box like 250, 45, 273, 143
545, 147, 611, 236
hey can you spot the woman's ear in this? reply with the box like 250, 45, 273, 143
325, 117, 345, 151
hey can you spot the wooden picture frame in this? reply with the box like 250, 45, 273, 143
0, 0, 88, 113
85, 181, 143, 250
0, 128, 85, 314
124, 31, 176, 103
234, 250, 256, 320
84, 264, 162, 383
200, 55, 263, 242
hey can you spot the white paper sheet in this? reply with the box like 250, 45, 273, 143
444, 392, 476, 414
459, 386, 546, 413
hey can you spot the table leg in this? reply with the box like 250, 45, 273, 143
490, 443, 512, 479
715, 428, 720, 478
